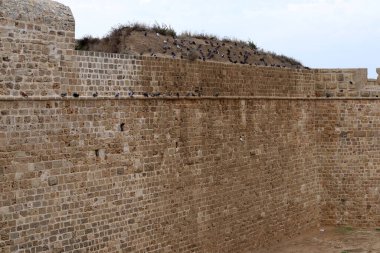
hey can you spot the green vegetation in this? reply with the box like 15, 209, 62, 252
75, 36, 100, 50
151, 22, 176, 37
179, 32, 258, 53
247, 40, 257, 50
74, 21, 304, 68
336, 226, 354, 234
266, 50, 302, 66
109, 22, 176, 37
76, 22, 176, 53
179, 31, 217, 40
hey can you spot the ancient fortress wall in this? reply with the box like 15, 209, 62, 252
0, 0, 379, 252
316, 100, 380, 227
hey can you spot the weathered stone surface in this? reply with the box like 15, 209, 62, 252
0, 99, 319, 253
1, 0, 74, 30
48, 176, 58, 186
316, 101, 380, 227
0, 0, 380, 253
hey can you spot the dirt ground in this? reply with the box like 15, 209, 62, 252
256, 227, 380, 253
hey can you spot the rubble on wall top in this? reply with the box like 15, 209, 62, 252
0, 0, 74, 31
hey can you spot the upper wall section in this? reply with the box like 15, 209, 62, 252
0, 0, 75, 96
0, 0, 379, 98
67, 50, 315, 98
0, 0, 75, 51
1, 0, 74, 31
313, 68, 380, 98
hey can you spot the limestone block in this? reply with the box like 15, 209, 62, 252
48, 176, 58, 186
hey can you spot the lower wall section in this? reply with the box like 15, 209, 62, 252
316, 100, 380, 227
0, 99, 319, 253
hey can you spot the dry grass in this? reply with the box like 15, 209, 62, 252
75, 22, 305, 69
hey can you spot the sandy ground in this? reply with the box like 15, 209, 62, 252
256, 227, 380, 253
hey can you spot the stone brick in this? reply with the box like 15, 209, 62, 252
48, 176, 58, 186
326, 83, 338, 89
116, 168, 124, 175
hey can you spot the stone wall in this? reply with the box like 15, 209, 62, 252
0, 0, 380, 252
316, 101, 380, 227
0, 0, 75, 97
0, 99, 319, 252
313, 69, 380, 227
315, 68, 380, 98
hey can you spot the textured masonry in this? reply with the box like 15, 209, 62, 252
0, 0, 380, 253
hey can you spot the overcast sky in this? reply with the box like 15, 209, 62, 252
55, 0, 379, 78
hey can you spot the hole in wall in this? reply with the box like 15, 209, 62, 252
95, 149, 100, 157
120, 123, 125, 132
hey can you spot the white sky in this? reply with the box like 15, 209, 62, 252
55, 0, 379, 78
